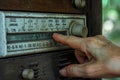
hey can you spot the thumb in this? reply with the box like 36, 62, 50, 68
59, 61, 107, 78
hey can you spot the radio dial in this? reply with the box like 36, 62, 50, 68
22, 69, 34, 80
0, 11, 86, 58
69, 21, 88, 37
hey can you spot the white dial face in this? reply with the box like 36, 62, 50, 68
22, 69, 34, 80
74, 0, 86, 8
0, 11, 86, 58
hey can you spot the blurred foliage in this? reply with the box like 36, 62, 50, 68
102, 0, 120, 46
102, 1, 120, 80
102, 0, 120, 79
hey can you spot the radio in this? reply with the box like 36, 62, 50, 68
0, 0, 102, 80
0, 11, 87, 58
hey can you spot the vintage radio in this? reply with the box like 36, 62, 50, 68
0, 11, 87, 58
0, 0, 102, 80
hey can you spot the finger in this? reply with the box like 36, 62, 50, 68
59, 61, 109, 78
53, 33, 93, 59
53, 33, 84, 50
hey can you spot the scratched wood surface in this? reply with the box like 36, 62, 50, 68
0, 0, 85, 13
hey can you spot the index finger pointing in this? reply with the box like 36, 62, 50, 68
52, 33, 84, 50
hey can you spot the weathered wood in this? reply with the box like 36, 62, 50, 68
0, 0, 84, 13
86, 0, 102, 36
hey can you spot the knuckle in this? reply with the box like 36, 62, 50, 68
66, 64, 80, 77
95, 35, 107, 41
65, 36, 71, 43
85, 37, 96, 44
66, 65, 74, 76
65, 36, 76, 44
84, 67, 95, 77
66, 36, 74, 41
95, 35, 103, 38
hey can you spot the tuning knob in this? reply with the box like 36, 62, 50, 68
69, 21, 88, 37
73, 0, 86, 9
22, 69, 34, 80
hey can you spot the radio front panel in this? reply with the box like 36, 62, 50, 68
0, 50, 90, 80
0, 11, 87, 58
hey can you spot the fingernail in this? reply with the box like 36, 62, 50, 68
59, 69, 67, 76
53, 33, 59, 37
53, 33, 60, 35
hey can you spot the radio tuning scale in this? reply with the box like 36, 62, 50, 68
0, 11, 88, 58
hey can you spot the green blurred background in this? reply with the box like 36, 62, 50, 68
102, 0, 120, 80
102, 0, 120, 47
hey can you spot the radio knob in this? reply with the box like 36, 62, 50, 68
69, 21, 88, 37
22, 69, 34, 80
73, 0, 86, 8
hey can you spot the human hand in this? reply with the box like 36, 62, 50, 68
53, 33, 120, 78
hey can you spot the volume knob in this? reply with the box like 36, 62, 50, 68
22, 69, 34, 80
69, 21, 88, 37
73, 0, 86, 8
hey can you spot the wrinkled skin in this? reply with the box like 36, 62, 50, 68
52, 33, 120, 78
